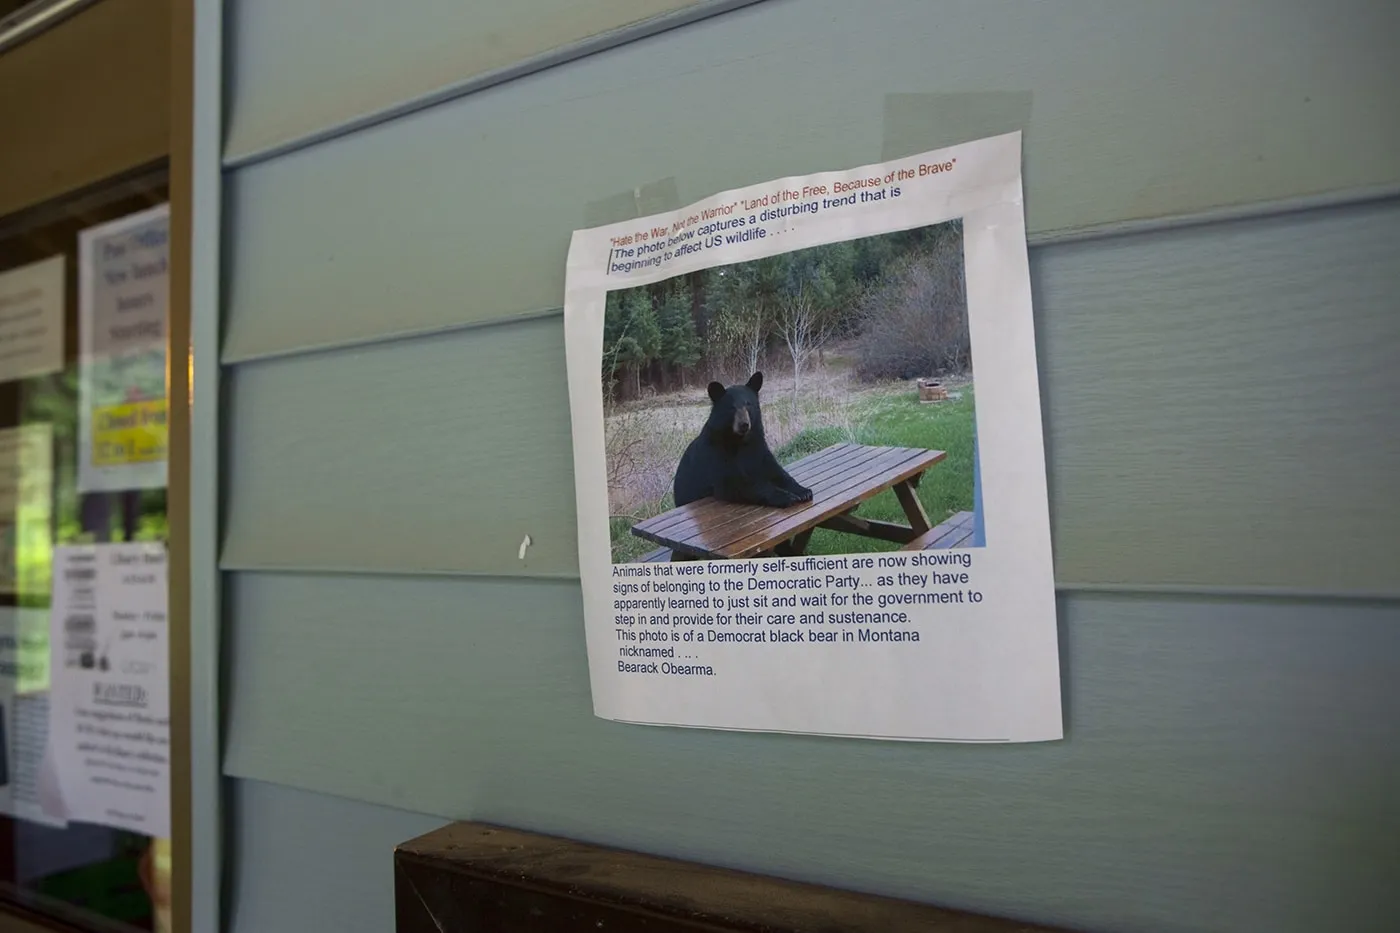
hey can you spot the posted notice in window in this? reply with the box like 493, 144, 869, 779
0, 608, 66, 828
43, 543, 169, 837
0, 255, 65, 386
562, 131, 1061, 742
77, 204, 170, 494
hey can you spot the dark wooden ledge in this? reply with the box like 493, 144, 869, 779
395, 821, 1079, 932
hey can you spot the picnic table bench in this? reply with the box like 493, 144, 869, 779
631, 442, 948, 561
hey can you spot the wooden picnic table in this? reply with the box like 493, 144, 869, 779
631, 443, 946, 560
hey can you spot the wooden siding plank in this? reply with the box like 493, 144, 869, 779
223, 0, 723, 163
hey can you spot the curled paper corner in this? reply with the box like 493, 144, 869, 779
518, 535, 532, 560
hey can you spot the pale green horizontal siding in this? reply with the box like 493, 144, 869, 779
223, 575, 1400, 933
222, 0, 728, 163
220, 198, 1400, 594
221, 315, 577, 578
214, 2, 1400, 932
221, 0, 1400, 363
228, 779, 443, 933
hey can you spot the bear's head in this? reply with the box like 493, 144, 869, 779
705, 372, 766, 444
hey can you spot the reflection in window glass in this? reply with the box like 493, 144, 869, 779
0, 164, 171, 933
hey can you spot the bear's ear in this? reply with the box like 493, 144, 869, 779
746, 371, 763, 393
707, 381, 726, 403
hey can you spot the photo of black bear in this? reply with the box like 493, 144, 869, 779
601, 218, 977, 565
672, 371, 814, 509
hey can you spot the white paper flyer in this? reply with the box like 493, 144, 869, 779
0, 608, 65, 828
562, 131, 1061, 742
0, 255, 65, 385
77, 204, 170, 494
44, 543, 170, 836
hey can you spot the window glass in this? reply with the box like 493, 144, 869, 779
0, 165, 170, 932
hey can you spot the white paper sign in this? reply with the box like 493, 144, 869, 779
0, 608, 65, 828
77, 205, 170, 494
563, 131, 1061, 742
0, 255, 65, 385
45, 543, 169, 837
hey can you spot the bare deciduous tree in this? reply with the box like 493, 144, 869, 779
774, 276, 837, 410
719, 303, 768, 378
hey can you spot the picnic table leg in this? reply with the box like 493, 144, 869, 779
774, 529, 814, 557
819, 510, 917, 544
892, 480, 932, 536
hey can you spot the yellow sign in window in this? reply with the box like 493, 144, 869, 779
92, 399, 167, 465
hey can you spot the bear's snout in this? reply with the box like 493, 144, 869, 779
733, 408, 752, 437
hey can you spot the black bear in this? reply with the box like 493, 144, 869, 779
673, 372, 814, 509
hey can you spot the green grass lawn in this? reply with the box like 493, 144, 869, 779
609, 385, 976, 561
778, 388, 975, 556
612, 508, 673, 563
